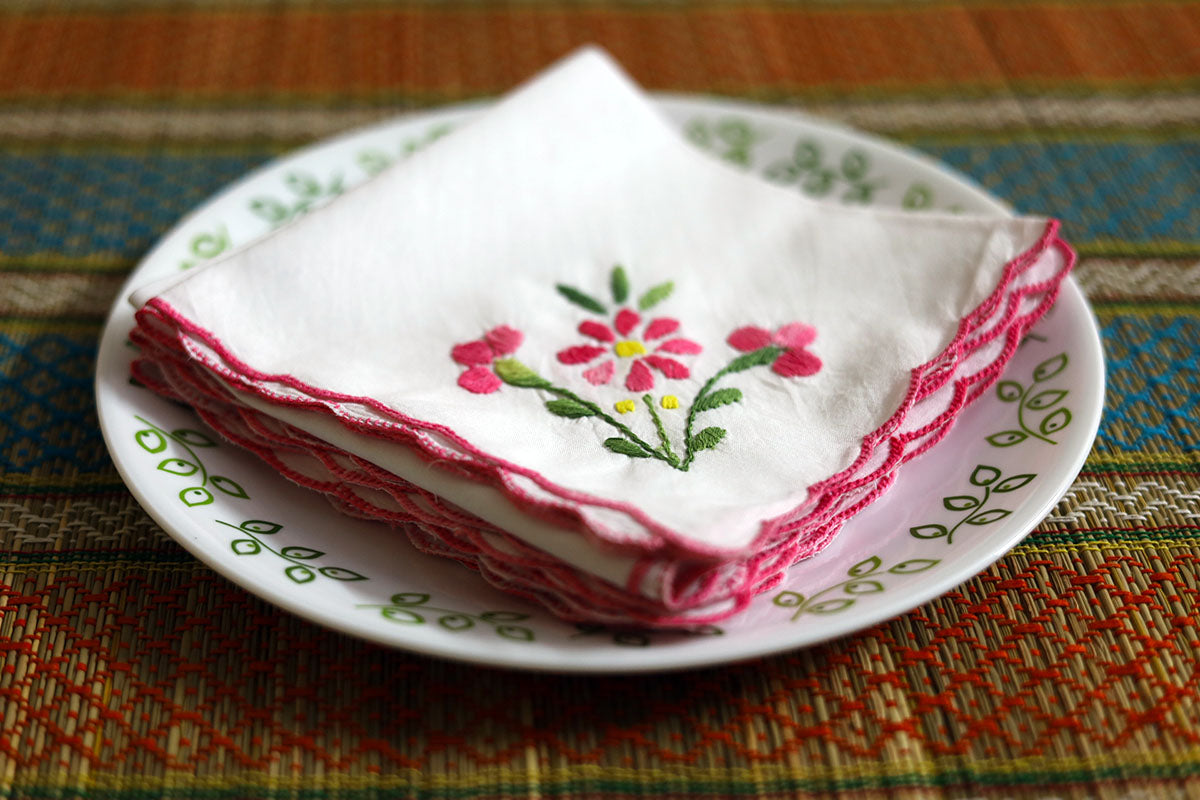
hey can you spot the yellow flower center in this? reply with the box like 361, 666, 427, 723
614, 399, 636, 414
614, 340, 646, 358
661, 395, 679, 410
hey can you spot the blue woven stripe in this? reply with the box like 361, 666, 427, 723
911, 139, 1200, 245
0, 140, 1196, 260
1096, 313, 1200, 456
0, 152, 270, 260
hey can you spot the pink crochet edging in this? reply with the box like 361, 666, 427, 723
131, 219, 1074, 618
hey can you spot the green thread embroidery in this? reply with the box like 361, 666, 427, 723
773, 555, 940, 620
987, 352, 1072, 447
178, 223, 230, 271
216, 519, 367, 584
909, 465, 1036, 545
571, 623, 723, 647
452, 267, 822, 471
356, 122, 455, 177
684, 117, 763, 166
360, 593, 535, 641
764, 139, 885, 203
249, 170, 345, 228
132, 415, 249, 507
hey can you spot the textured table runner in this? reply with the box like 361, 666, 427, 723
2, 1, 1198, 797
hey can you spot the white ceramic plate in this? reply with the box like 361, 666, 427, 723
95, 96, 1104, 673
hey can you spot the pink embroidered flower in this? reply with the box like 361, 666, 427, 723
727, 322, 822, 377
451, 325, 524, 394
557, 308, 702, 392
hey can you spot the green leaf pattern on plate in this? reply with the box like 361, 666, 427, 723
216, 519, 368, 584
988, 351, 1073, 447
909, 465, 1037, 545
133, 415, 249, 507
359, 593, 536, 642
773, 556, 941, 621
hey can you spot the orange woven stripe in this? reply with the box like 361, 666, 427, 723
0, 4, 1196, 98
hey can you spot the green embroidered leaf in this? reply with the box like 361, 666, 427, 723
157, 458, 198, 477
318, 566, 367, 581
284, 564, 315, 584
637, 281, 675, 311
545, 398, 596, 418
726, 346, 782, 373
773, 590, 805, 608
986, 430, 1028, 448
764, 161, 800, 184
390, 592, 430, 607
179, 487, 213, 507
1040, 408, 1072, 436
910, 524, 949, 540
689, 427, 727, 452
888, 559, 940, 574
967, 509, 1011, 525
695, 388, 743, 412
493, 358, 550, 388
604, 438, 651, 458
845, 579, 885, 595
480, 611, 531, 622
848, 556, 882, 577
1028, 389, 1067, 410
970, 465, 1002, 487
171, 428, 216, 447
840, 149, 868, 180
1033, 353, 1069, 382
281, 546, 324, 560
240, 520, 282, 535
135, 429, 167, 453
211, 475, 248, 499
381, 607, 424, 625
809, 598, 854, 614
996, 381, 1024, 402
556, 284, 607, 314
497, 625, 535, 642
943, 495, 980, 512
188, 225, 229, 260
230, 539, 261, 556
610, 266, 630, 304
994, 473, 1036, 493
437, 614, 474, 632
357, 149, 392, 177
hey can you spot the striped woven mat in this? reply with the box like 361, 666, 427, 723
1, 2, 1198, 797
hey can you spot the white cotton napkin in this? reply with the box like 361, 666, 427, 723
130, 48, 1073, 624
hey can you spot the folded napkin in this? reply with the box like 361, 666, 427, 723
130, 48, 1074, 625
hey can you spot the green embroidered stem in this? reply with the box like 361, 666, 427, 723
642, 394, 680, 467
543, 385, 665, 463
679, 346, 784, 471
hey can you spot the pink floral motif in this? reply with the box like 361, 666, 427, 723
451, 325, 524, 394
727, 322, 822, 377
557, 308, 702, 392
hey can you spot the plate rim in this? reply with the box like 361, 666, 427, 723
94, 93, 1105, 673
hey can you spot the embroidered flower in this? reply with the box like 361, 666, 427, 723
727, 323, 822, 377
614, 399, 636, 414
557, 308, 703, 392
451, 325, 525, 394
661, 395, 679, 409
